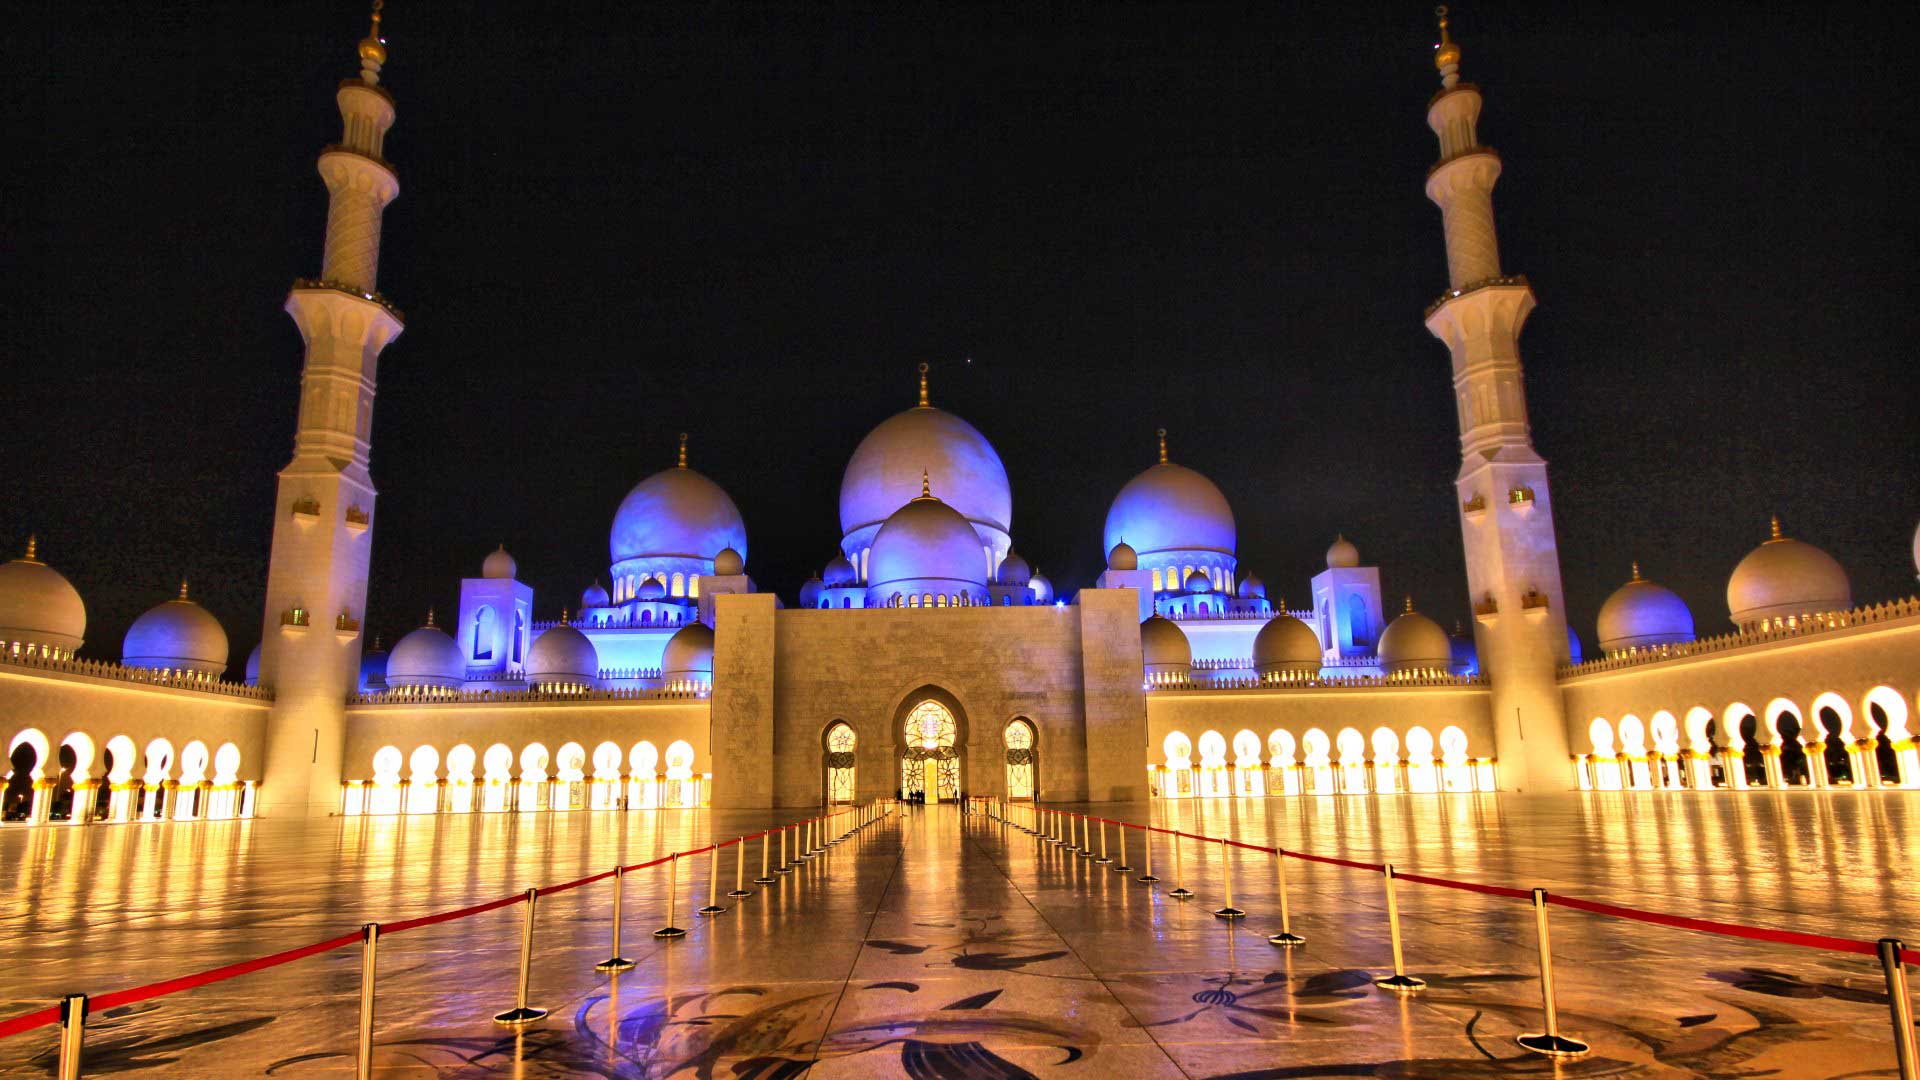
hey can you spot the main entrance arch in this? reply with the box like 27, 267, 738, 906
896, 690, 966, 802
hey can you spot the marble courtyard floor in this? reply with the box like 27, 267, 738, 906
0, 792, 1916, 1077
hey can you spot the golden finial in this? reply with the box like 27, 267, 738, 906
1433, 5, 1462, 87
1629, 561, 1642, 582
1768, 514, 1784, 541
357, 0, 388, 79
21, 534, 37, 562
918, 470, 933, 500
1156, 427, 1168, 464
177, 579, 191, 601
1403, 594, 1415, 615
562, 608, 571, 626
677, 432, 689, 468
917, 362, 930, 407
425, 607, 437, 628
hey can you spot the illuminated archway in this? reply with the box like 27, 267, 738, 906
901, 700, 960, 802
1004, 718, 1036, 801
825, 722, 857, 804
1162, 730, 1194, 798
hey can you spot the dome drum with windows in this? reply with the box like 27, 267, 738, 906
607, 434, 747, 606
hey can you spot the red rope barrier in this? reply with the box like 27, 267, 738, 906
1546, 893, 1913, 962
1394, 870, 1532, 901
0, 1007, 59, 1040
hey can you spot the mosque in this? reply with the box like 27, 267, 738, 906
3, 9, 1917, 826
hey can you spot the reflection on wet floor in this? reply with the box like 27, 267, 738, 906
0, 792, 1915, 1076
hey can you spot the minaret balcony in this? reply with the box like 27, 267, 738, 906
344, 505, 371, 533
289, 277, 406, 323
290, 496, 321, 522
1460, 493, 1487, 519
1473, 594, 1499, 624
335, 614, 362, 640
1520, 589, 1552, 618
1423, 273, 1531, 319
280, 607, 312, 632
1506, 485, 1536, 515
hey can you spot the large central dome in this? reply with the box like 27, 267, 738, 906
840, 369, 1012, 552
610, 437, 747, 565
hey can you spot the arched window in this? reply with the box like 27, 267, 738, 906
860, 548, 870, 582
936, 594, 948, 608
909, 594, 921, 608
640, 609, 652, 626
689, 575, 700, 598
902, 700, 959, 801
511, 610, 525, 663
826, 722, 856, 803
922, 592, 933, 608
472, 605, 495, 661
670, 572, 686, 598
1005, 719, 1036, 799
1151, 568, 1163, 592
1344, 593, 1371, 646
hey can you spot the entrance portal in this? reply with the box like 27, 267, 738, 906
901, 699, 960, 802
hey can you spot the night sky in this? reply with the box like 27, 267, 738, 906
6, 2, 1917, 667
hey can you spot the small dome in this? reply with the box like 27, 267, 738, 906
386, 617, 464, 690
662, 622, 715, 682
122, 583, 229, 675
482, 544, 517, 579
1597, 564, 1696, 652
581, 580, 611, 608
997, 550, 1032, 586
798, 577, 824, 608
714, 546, 744, 576
244, 642, 263, 686
867, 484, 990, 598
1377, 599, 1451, 674
359, 638, 389, 692
1184, 568, 1212, 593
823, 555, 858, 588
1030, 571, 1055, 604
0, 538, 86, 655
637, 577, 667, 601
1252, 614, 1320, 674
1140, 615, 1192, 676
1726, 517, 1850, 629
1326, 534, 1360, 569
1107, 541, 1138, 571
526, 624, 599, 687
1237, 571, 1266, 600
1566, 624, 1584, 666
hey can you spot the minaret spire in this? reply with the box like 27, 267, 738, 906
917, 363, 930, 407
1420, 8, 1572, 792
1156, 427, 1168, 464
260, 10, 407, 818
678, 432, 689, 468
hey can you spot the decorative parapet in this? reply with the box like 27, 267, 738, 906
1557, 596, 1920, 678
350, 685, 708, 706
290, 277, 406, 322
1164, 608, 1305, 623
0, 652, 273, 701
1424, 273, 1531, 318
1425, 141, 1497, 178
1151, 671, 1487, 693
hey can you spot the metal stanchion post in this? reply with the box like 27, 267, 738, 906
699, 845, 727, 915
777, 825, 793, 873
1095, 818, 1112, 864
755, 830, 776, 885
357, 923, 381, 1077
1077, 814, 1093, 859
1169, 831, 1193, 899
57, 993, 87, 1080
1138, 825, 1158, 883
1880, 938, 1918, 1080
1113, 821, 1132, 873
1516, 889, 1589, 1056
654, 855, 688, 938
1372, 864, 1425, 992
1269, 850, 1304, 946
596, 866, 636, 971
1213, 839, 1245, 918
494, 889, 550, 1024
729, 837, 752, 897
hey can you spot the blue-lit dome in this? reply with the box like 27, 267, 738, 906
526, 624, 599, 687
580, 580, 611, 609
1102, 436, 1235, 561
1237, 572, 1266, 600
122, 583, 229, 675
1184, 568, 1212, 593
610, 460, 747, 567
1030, 571, 1054, 604
823, 555, 858, 587
386, 618, 464, 690
1449, 624, 1479, 676
1566, 624, 1584, 665
637, 577, 667, 601
866, 484, 991, 604
839, 390, 1012, 560
1597, 564, 1695, 652
244, 642, 263, 686
997, 551, 1032, 586
798, 577, 824, 608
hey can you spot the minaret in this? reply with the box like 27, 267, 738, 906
259, 3, 405, 817
1420, 7, 1572, 791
